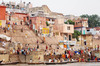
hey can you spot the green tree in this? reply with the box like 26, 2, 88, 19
80, 14, 100, 27
65, 20, 75, 25
72, 30, 81, 41
46, 21, 49, 26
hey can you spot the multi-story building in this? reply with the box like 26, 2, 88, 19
29, 16, 46, 33
54, 17, 74, 42
0, 5, 6, 28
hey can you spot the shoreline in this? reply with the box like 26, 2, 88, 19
0, 61, 100, 65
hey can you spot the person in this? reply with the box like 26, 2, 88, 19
49, 58, 52, 62
30, 59, 32, 63
37, 40, 38, 44
4, 27, 6, 33
37, 44, 39, 49
20, 21, 22, 25
17, 49, 19, 55
65, 50, 67, 54
21, 28, 23, 32
46, 45, 48, 50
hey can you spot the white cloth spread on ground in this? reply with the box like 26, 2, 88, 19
0, 34, 11, 41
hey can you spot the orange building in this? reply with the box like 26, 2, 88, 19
0, 6, 6, 20
0, 6, 6, 27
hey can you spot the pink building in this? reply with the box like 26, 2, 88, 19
30, 17, 46, 33
54, 18, 74, 41
6, 12, 28, 25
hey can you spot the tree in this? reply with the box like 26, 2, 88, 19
65, 20, 75, 25
80, 14, 100, 27
72, 30, 81, 41
46, 21, 49, 26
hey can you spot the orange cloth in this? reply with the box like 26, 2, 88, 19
64, 45, 67, 48
62, 54, 65, 58
43, 37, 45, 41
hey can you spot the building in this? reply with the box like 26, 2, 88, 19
64, 15, 88, 29
6, 12, 28, 25
30, 16, 46, 34
73, 18, 88, 29
0, 5, 6, 27
77, 34, 93, 48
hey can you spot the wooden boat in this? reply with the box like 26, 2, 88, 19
85, 60, 100, 62
28, 60, 78, 65
28, 62, 44, 65
0, 62, 19, 65
45, 62, 68, 65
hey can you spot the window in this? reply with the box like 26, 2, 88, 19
67, 26, 70, 30
65, 37, 67, 40
9, 16, 11, 21
87, 30, 90, 31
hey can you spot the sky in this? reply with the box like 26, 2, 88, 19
0, 0, 100, 16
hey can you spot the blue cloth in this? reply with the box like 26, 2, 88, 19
8, 28, 9, 30
66, 55, 67, 59
74, 51, 77, 54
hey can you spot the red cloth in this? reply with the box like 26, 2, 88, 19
46, 46, 48, 49
81, 50, 83, 54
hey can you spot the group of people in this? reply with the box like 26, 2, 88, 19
47, 48, 100, 63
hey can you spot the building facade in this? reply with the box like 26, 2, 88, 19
0, 5, 6, 27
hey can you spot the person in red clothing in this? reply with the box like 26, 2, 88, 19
46, 45, 48, 50
81, 50, 83, 54
95, 57, 97, 61
37, 40, 38, 44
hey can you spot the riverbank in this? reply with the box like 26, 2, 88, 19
1, 62, 100, 66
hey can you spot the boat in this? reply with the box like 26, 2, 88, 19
45, 62, 68, 65
0, 62, 19, 65
28, 62, 45, 65
28, 60, 78, 65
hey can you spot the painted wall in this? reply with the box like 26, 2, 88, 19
30, 17, 46, 31
0, 6, 6, 20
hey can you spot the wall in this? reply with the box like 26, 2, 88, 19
54, 24, 74, 34
0, 6, 6, 27
0, 6, 6, 20
77, 35, 93, 48
26, 51, 44, 63
6, 13, 28, 25
0, 20, 6, 27
30, 17, 46, 30
62, 24, 74, 33
0, 54, 9, 62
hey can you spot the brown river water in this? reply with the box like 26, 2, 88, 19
1, 63, 100, 66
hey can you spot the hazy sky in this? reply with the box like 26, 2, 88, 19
0, 0, 100, 16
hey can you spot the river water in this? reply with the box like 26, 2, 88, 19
1, 63, 100, 66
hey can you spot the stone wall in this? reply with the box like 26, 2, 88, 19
0, 54, 9, 62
